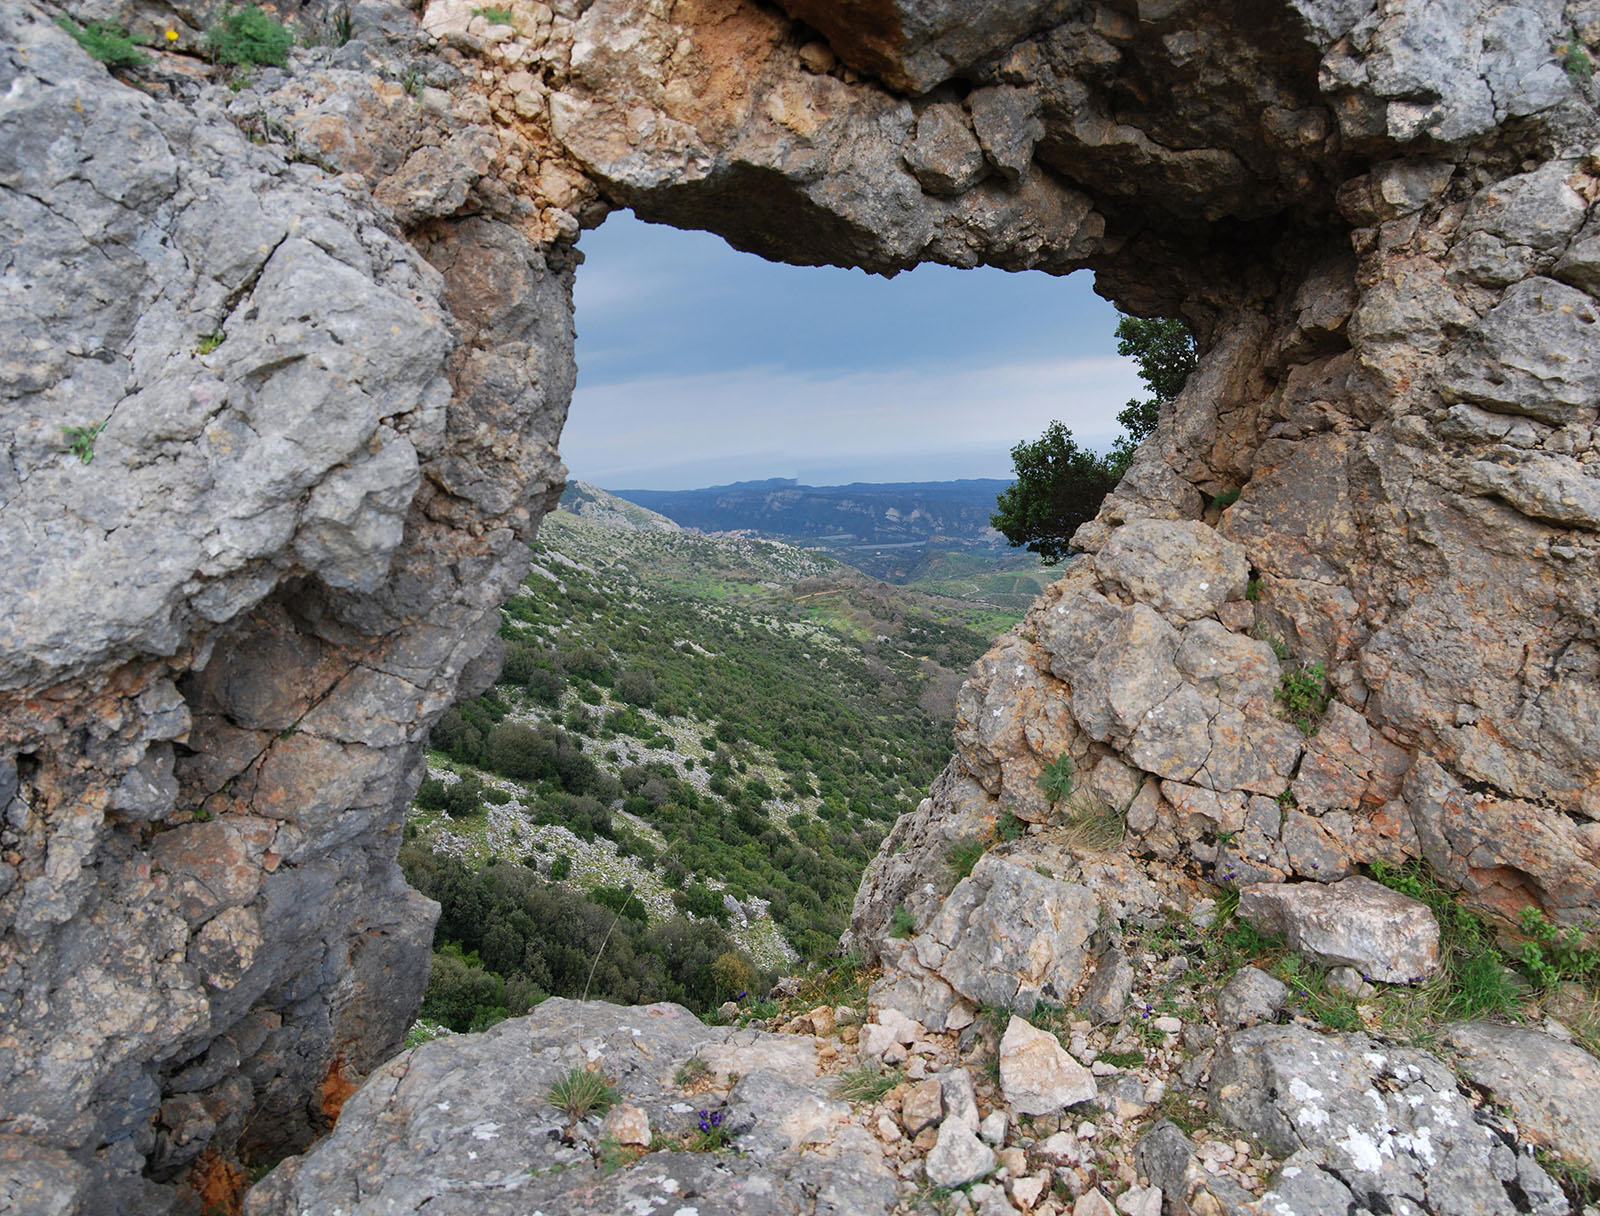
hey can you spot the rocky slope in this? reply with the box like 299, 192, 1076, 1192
2, 0, 1599, 1211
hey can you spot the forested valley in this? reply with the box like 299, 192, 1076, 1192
401, 488, 1017, 1034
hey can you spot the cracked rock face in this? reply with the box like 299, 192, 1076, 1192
1210, 1023, 1569, 1216
5, 0, 1600, 1208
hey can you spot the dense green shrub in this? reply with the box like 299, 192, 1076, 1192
205, 5, 293, 67
615, 668, 655, 708
55, 16, 149, 68
401, 848, 766, 1023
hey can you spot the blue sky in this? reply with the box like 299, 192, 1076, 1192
562, 211, 1143, 490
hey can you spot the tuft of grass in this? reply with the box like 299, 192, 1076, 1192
1245, 577, 1263, 602
1367, 859, 1527, 1025
61, 420, 108, 464
474, 5, 515, 22
1276, 661, 1330, 736
1099, 1048, 1144, 1068
1037, 754, 1075, 802
1211, 487, 1242, 509
548, 1065, 616, 1123
946, 836, 985, 881
834, 1063, 898, 1103
55, 16, 150, 68
674, 1056, 710, 1087
994, 812, 1027, 843
1056, 790, 1124, 852
197, 329, 226, 354
206, 6, 294, 68
888, 903, 915, 939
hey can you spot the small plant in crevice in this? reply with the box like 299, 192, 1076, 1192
1037, 754, 1075, 802
888, 902, 916, 939
835, 1063, 899, 1103
473, 5, 515, 23
61, 420, 108, 464
548, 1065, 616, 1124
673, 1056, 710, 1088
597, 1135, 648, 1174
1562, 31, 1595, 83
994, 811, 1028, 843
946, 835, 986, 881
55, 16, 150, 68
1275, 661, 1330, 736
1517, 906, 1600, 991
1245, 577, 1263, 602
1210, 486, 1242, 510
197, 329, 226, 354
684, 1107, 732, 1151
206, 6, 294, 68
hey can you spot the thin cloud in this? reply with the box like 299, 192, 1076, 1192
562, 356, 1142, 489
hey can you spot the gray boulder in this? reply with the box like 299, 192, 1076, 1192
925, 1119, 997, 1188
1078, 949, 1134, 1024
1215, 966, 1289, 1028
1210, 1023, 1563, 1215
1443, 1021, 1600, 1172
1237, 876, 1439, 982
912, 853, 1098, 1011
247, 999, 899, 1215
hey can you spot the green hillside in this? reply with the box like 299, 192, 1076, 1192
401, 497, 1006, 1030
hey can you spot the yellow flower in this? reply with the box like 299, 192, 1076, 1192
165, 28, 179, 41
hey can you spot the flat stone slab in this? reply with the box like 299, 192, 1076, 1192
1237, 875, 1439, 982
1443, 1021, 1600, 1171
998, 1016, 1096, 1115
244, 999, 898, 1215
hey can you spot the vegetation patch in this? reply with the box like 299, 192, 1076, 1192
834, 1063, 899, 1103
946, 836, 985, 881
888, 903, 916, 938
206, 6, 294, 67
548, 1065, 616, 1124
60, 421, 108, 465
55, 17, 149, 68
1275, 661, 1330, 736
1036, 754, 1075, 803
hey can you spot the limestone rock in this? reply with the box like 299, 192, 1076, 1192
936, 1067, 982, 1135
998, 1017, 1096, 1115
925, 1118, 997, 1188
9, 0, 1600, 1194
1215, 967, 1289, 1028
1210, 1023, 1564, 1215
600, 1103, 650, 1146
1092, 521, 1250, 624
1237, 876, 1440, 982
906, 104, 987, 196
248, 1000, 899, 1215
912, 853, 1098, 1011
1443, 1022, 1600, 1171
1077, 949, 1134, 1025
900, 1077, 943, 1134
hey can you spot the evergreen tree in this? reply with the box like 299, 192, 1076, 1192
993, 314, 1195, 562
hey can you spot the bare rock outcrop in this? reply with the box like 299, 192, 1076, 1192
4, 0, 1600, 1207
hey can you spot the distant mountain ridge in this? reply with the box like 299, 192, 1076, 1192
608, 477, 1013, 546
